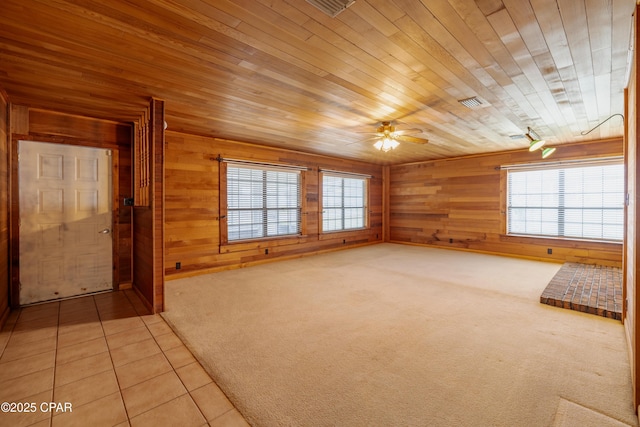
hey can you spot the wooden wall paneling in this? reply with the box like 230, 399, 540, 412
389, 139, 624, 266
382, 165, 390, 241
164, 133, 384, 278
0, 89, 9, 328
625, 5, 640, 411
132, 98, 165, 313
7, 105, 26, 308
27, 109, 132, 146
7, 105, 133, 306
132, 208, 153, 307
151, 99, 165, 313
118, 135, 133, 285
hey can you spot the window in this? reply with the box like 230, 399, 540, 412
506, 161, 624, 241
322, 173, 367, 232
226, 165, 301, 241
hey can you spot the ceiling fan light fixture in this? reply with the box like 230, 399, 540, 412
528, 139, 545, 151
541, 147, 556, 159
374, 137, 399, 152
525, 127, 546, 151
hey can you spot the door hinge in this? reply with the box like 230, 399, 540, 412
106, 150, 112, 157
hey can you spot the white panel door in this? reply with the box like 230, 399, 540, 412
19, 140, 113, 305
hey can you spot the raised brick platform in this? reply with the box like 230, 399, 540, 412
540, 263, 623, 320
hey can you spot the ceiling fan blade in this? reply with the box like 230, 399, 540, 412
356, 131, 387, 136
392, 128, 423, 136
397, 135, 429, 144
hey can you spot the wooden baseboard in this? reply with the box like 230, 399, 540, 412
118, 282, 132, 290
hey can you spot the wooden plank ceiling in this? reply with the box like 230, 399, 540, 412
0, 0, 635, 164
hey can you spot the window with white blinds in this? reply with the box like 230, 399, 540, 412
227, 165, 301, 241
507, 162, 624, 241
322, 173, 367, 232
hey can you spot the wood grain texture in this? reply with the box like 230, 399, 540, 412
164, 132, 383, 277
623, 4, 640, 409
389, 138, 624, 266
0, 90, 9, 328
0, 0, 634, 165
132, 98, 165, 313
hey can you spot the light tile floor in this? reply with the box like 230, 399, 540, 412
0, 290, 250, 427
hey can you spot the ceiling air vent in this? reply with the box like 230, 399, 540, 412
306, 0, 355, 17
458, 97, 484, 109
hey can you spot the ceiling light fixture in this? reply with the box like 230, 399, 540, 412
526, 127, 546, 151
374, 137, 399, 152
541, 147, 556, 159
524, 127, 555, 158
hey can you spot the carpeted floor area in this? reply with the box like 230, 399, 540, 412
163, 244, 638, 427
540, 262, 623, 320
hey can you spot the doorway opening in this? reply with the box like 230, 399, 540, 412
18, 140, 114, 305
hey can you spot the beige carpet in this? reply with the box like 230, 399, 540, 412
163, 243, 638, 427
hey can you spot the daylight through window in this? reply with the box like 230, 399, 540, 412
322, 173, 367, 232
506, 162, 624, 241
227, 165, 301, 241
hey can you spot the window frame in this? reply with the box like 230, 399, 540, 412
320, 170, 369, 233
219, 160, 307, 245
503, 158, 624, 242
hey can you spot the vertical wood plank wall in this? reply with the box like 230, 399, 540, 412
625, 5, 640, 411
7, 107, 133, 303
0, 91, 9, 329
164, 132, 383, 278
388, 139, 624, 266
132, 99, 165, 313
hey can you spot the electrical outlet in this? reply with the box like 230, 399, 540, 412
547, 248, 552, 255
176, 262, 181, 269
265, 248, 269, 255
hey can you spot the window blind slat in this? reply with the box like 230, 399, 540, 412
227, 166, 301, 241
322, 174, 366, 232
507, 163, 623, 241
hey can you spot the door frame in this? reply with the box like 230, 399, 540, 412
9, 136, 121, 307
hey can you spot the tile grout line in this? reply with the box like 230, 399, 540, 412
0, 309, 18, 360
49, 301, 61, 427
134, 313, 210, 423
120, 290, 243, 425
93, 294, 132, 426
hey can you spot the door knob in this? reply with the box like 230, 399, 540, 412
99, 228, 111, 234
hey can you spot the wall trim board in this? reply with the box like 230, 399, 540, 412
0, 89, 9, 328
624, 4, 639, 410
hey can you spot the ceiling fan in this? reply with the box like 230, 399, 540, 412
365, 121, 429, 152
